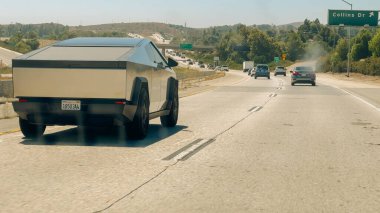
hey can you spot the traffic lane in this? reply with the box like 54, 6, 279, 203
104, 77, 380, 212
175, 75, 282, 139
0, 74, 279, 212
0, 124, 191, 213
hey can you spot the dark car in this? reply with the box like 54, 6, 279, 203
274, 66, 286, 76
253, 64, 270, 79
291, 66, 316, 86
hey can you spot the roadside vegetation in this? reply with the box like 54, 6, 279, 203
173, 67, 217, 80
319, 29, 380, 76
0, 67, 12, 74
1, 21, 379, 76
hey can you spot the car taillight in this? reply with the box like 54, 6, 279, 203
293, 72, 301, 76
19, 99, 28, 103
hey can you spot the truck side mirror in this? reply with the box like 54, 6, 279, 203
167, 57, 178, 68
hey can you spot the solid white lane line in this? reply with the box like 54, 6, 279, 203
320, 81, 380, 112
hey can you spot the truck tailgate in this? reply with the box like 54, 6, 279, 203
13, 68, 127, 99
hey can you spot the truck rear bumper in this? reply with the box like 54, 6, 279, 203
13, 98, 137, 126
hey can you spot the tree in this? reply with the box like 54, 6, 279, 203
286, 32, 304, 61
26, 39, 40, 50
15, 41, 31, 53
246, 28, 280, 63
335, 38, 348, 61
369, 30, 380, 57
351, 30, 372, 61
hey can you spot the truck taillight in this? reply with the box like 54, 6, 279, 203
19, 99, 28, 103
293, 72, 300, 76
115, 101, 126, 105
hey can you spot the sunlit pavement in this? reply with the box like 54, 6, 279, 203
0, 69, 379, 212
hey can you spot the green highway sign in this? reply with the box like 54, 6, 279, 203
274, 57, 280, 63
180, 43, 193, 50
328, 10, 379, 27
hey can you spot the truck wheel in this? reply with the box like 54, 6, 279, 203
127, 88, 149, 139
19, 118, 46, 138
161, 86, 179, 127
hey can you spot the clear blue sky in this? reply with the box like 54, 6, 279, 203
1, 0, 379, 27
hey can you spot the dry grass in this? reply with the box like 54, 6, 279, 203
173, 67, 217, 80
0, 67, 12, 74
319, 72, 380, 87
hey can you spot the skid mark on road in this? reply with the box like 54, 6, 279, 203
163, 138, 216, 161
94, 76, 285, 212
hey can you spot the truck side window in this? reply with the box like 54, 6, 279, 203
149, 43, 168, 66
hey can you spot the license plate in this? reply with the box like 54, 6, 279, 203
61, 100, 81, 111
301, 74, 307, 77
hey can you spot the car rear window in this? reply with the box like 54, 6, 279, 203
295, 66, 314, 72
257, 65, 268, 70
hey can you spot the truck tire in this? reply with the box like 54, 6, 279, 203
19, 118, 46, 138
160, 86, 179, 127
127, 88, 149, 139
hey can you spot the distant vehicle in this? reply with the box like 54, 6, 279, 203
243, 61, 254, 72
274, 66, 286, 76
12, 37, 179, 140
208, 64, 215, 70
291, 66, 316, 86
199, 64, 205, 68
188, 61, 194, 65
253, 64, 270, 79
221, 65, 229, 71
248, 68, 255, 76
214, 66, 221, 71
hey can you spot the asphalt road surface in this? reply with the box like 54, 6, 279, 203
0, 71, 379, 212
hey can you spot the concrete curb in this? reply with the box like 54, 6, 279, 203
0, 103, 17, 119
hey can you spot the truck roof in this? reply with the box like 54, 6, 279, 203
54, 37, 145, 47
13, 37, 162, 68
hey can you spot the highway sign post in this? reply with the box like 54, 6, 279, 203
214, 57, 220, 66
179, 43, 193, 50
328, 10, 379, 26
328, 9, 378, 77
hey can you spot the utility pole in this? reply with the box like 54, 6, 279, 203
341, 0, 352, 77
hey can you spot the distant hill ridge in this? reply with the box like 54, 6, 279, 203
0, 22, 302, 39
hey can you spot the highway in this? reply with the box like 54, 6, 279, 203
0, 47, 21, 67
0, 70, 380, 212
